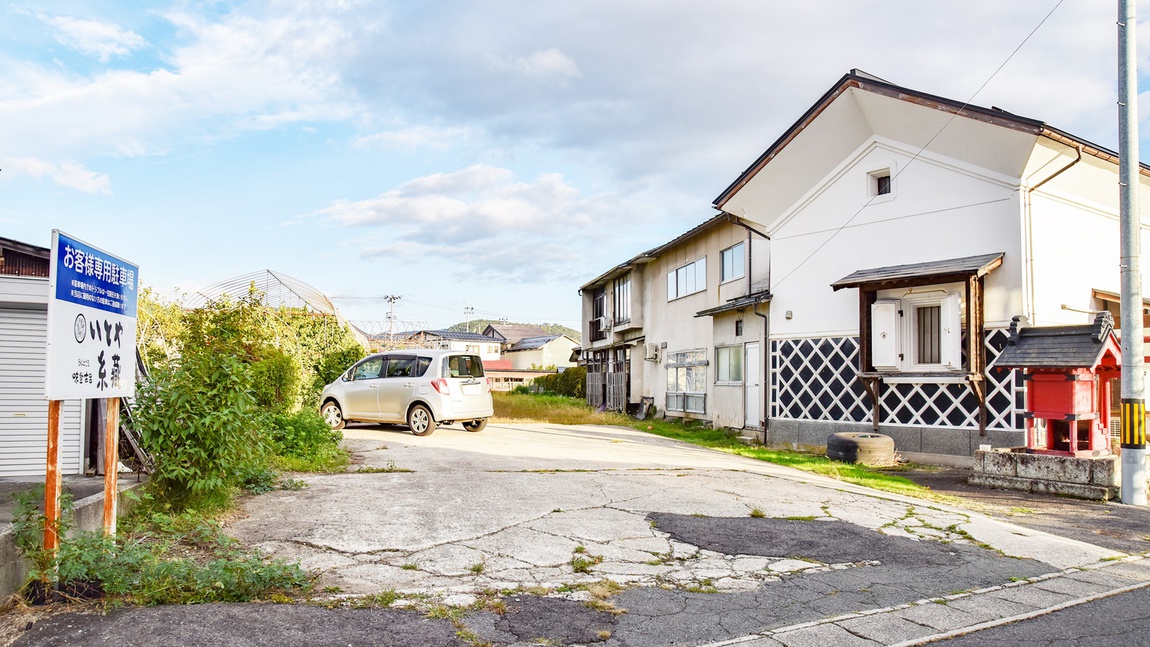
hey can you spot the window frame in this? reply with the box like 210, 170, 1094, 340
871, 289, 963, 376
613, 273, 632, 324
665, 349, 707, 413
714, 345, 744, 385
667, 258, 707, 301
720, 242, 746, 284
867, 165, 896, 204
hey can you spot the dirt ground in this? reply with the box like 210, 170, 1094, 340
891, 465, 1150, 555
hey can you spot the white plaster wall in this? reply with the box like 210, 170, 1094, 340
760, 141, 1025, 339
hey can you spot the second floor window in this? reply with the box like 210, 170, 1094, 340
667, 257, 706, 301
721, 242, 745, 282
613, 274, 631, 323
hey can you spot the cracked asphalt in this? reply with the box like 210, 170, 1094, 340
9, 422, 1141, 646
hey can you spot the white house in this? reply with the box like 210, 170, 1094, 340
502, 334, 580, 370
0, 236, 85, 477
582, 70, 1150, 461
396, 330, 502, 362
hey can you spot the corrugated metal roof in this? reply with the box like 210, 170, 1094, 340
695, 289, 772, 318
484, 324, 549, 344
831, 253, 1004, 291
408, 329, 496, 342
508, 334, 562, 351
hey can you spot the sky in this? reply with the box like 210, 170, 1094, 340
2, 0, 1149, 331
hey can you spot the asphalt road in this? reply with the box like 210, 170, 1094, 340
5, 422, 1148, 647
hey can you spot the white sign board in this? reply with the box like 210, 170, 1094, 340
45, 230, 139, 400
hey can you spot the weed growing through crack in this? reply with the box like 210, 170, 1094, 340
749, 508, 765, 518
470, 563, 486, 575
571, 555, 603, 573
357, 461, 413, 474
574, 545, 586, 554
401, 563, 419, 571
785, 515, 817, 521
322, 585, 343, 593
684, 579, 718, 594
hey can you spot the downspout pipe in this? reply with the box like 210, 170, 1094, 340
753, 301, 770, 443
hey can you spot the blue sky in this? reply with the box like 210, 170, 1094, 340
1, 1, 1147, 330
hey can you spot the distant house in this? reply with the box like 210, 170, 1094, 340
482, 324, 578, 370
503, 335, 580, 370
395, 330, 501, 362
0, 236, 86, 477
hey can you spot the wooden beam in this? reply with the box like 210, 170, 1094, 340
44, 400, 63, 553
103, 397, 121, 536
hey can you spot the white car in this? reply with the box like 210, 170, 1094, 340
319, 349, 493, 436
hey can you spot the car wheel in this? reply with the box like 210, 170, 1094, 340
321, 401, 346, 430
463, 418, 487, 433
408, 404, 436, 436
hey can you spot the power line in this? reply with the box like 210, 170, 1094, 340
770, 0, 1067, 290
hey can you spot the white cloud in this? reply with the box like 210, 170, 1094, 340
4, 157, 111, 194
316, 164, 640, 282
353, 125, 472, 150
489, 48, 581, 82
41, 15, 148, 62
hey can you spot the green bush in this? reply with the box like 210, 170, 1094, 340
311, 346, 365, 394
532, 366, 586, 398
250, 349, 301, 414
133, 350, 266, 511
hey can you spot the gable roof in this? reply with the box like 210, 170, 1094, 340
714, 69, 1149, 210
483, 324, 550, 344
579, 211, 765, 290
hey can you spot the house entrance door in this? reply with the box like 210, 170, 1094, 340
744, 342, 761, 428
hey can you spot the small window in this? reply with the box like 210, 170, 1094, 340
875, 174, 891, 195
868, 168, 893, 200
665, 349, 707, 412
721, 243, 745, 282
716, 346, 743, 384
614, 274, 632, 323
915, 306, 941, 364
735, 319, 743, 337
667, 258, 707, 300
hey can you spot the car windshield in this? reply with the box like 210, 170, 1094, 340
446, 355, 485, 378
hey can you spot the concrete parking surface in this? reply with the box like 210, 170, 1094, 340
10, 422, 1150, 646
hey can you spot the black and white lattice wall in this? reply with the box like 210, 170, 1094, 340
770, 329, 1023, 431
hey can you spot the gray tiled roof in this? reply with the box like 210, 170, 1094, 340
995, 314, 1118, 370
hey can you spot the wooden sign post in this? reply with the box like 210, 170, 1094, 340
44, 401, 63, 552
103, 397, 121, 535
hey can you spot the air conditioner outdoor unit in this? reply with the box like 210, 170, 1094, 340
644, 343, 660, 362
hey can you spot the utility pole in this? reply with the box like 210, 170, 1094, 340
1118, 0, 1146, 505
384, 295, 401, 337
465, 306, 475, 333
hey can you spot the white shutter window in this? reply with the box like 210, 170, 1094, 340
940, 293, 962, 369
871, 300, 901, 370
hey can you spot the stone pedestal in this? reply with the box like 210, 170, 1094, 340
969, 448, 1120, 501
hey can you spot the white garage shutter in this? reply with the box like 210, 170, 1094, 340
0, 307, 83, 477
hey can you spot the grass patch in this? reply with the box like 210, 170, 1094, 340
493, 392, 952, 503
749, 508, 766, 518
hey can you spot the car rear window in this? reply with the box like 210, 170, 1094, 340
446, 355, 485, 378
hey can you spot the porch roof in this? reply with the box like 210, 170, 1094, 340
694, 289, 772, 318
830, 252, 1004, 292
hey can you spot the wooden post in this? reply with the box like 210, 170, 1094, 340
103, 397, 120, 536
44, 400, 63, 553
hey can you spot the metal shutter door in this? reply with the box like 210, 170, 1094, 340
0, 307, 83, 477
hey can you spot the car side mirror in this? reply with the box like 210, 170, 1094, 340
342, 370, 352, 382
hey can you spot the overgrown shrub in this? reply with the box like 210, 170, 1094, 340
310, 345, 365, 395
268, 410, 342, 459
250, 348, 301, 413
133, 350, 266, 511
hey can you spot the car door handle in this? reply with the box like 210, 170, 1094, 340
369, 384, 379, 389
404, 383, 414, 388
